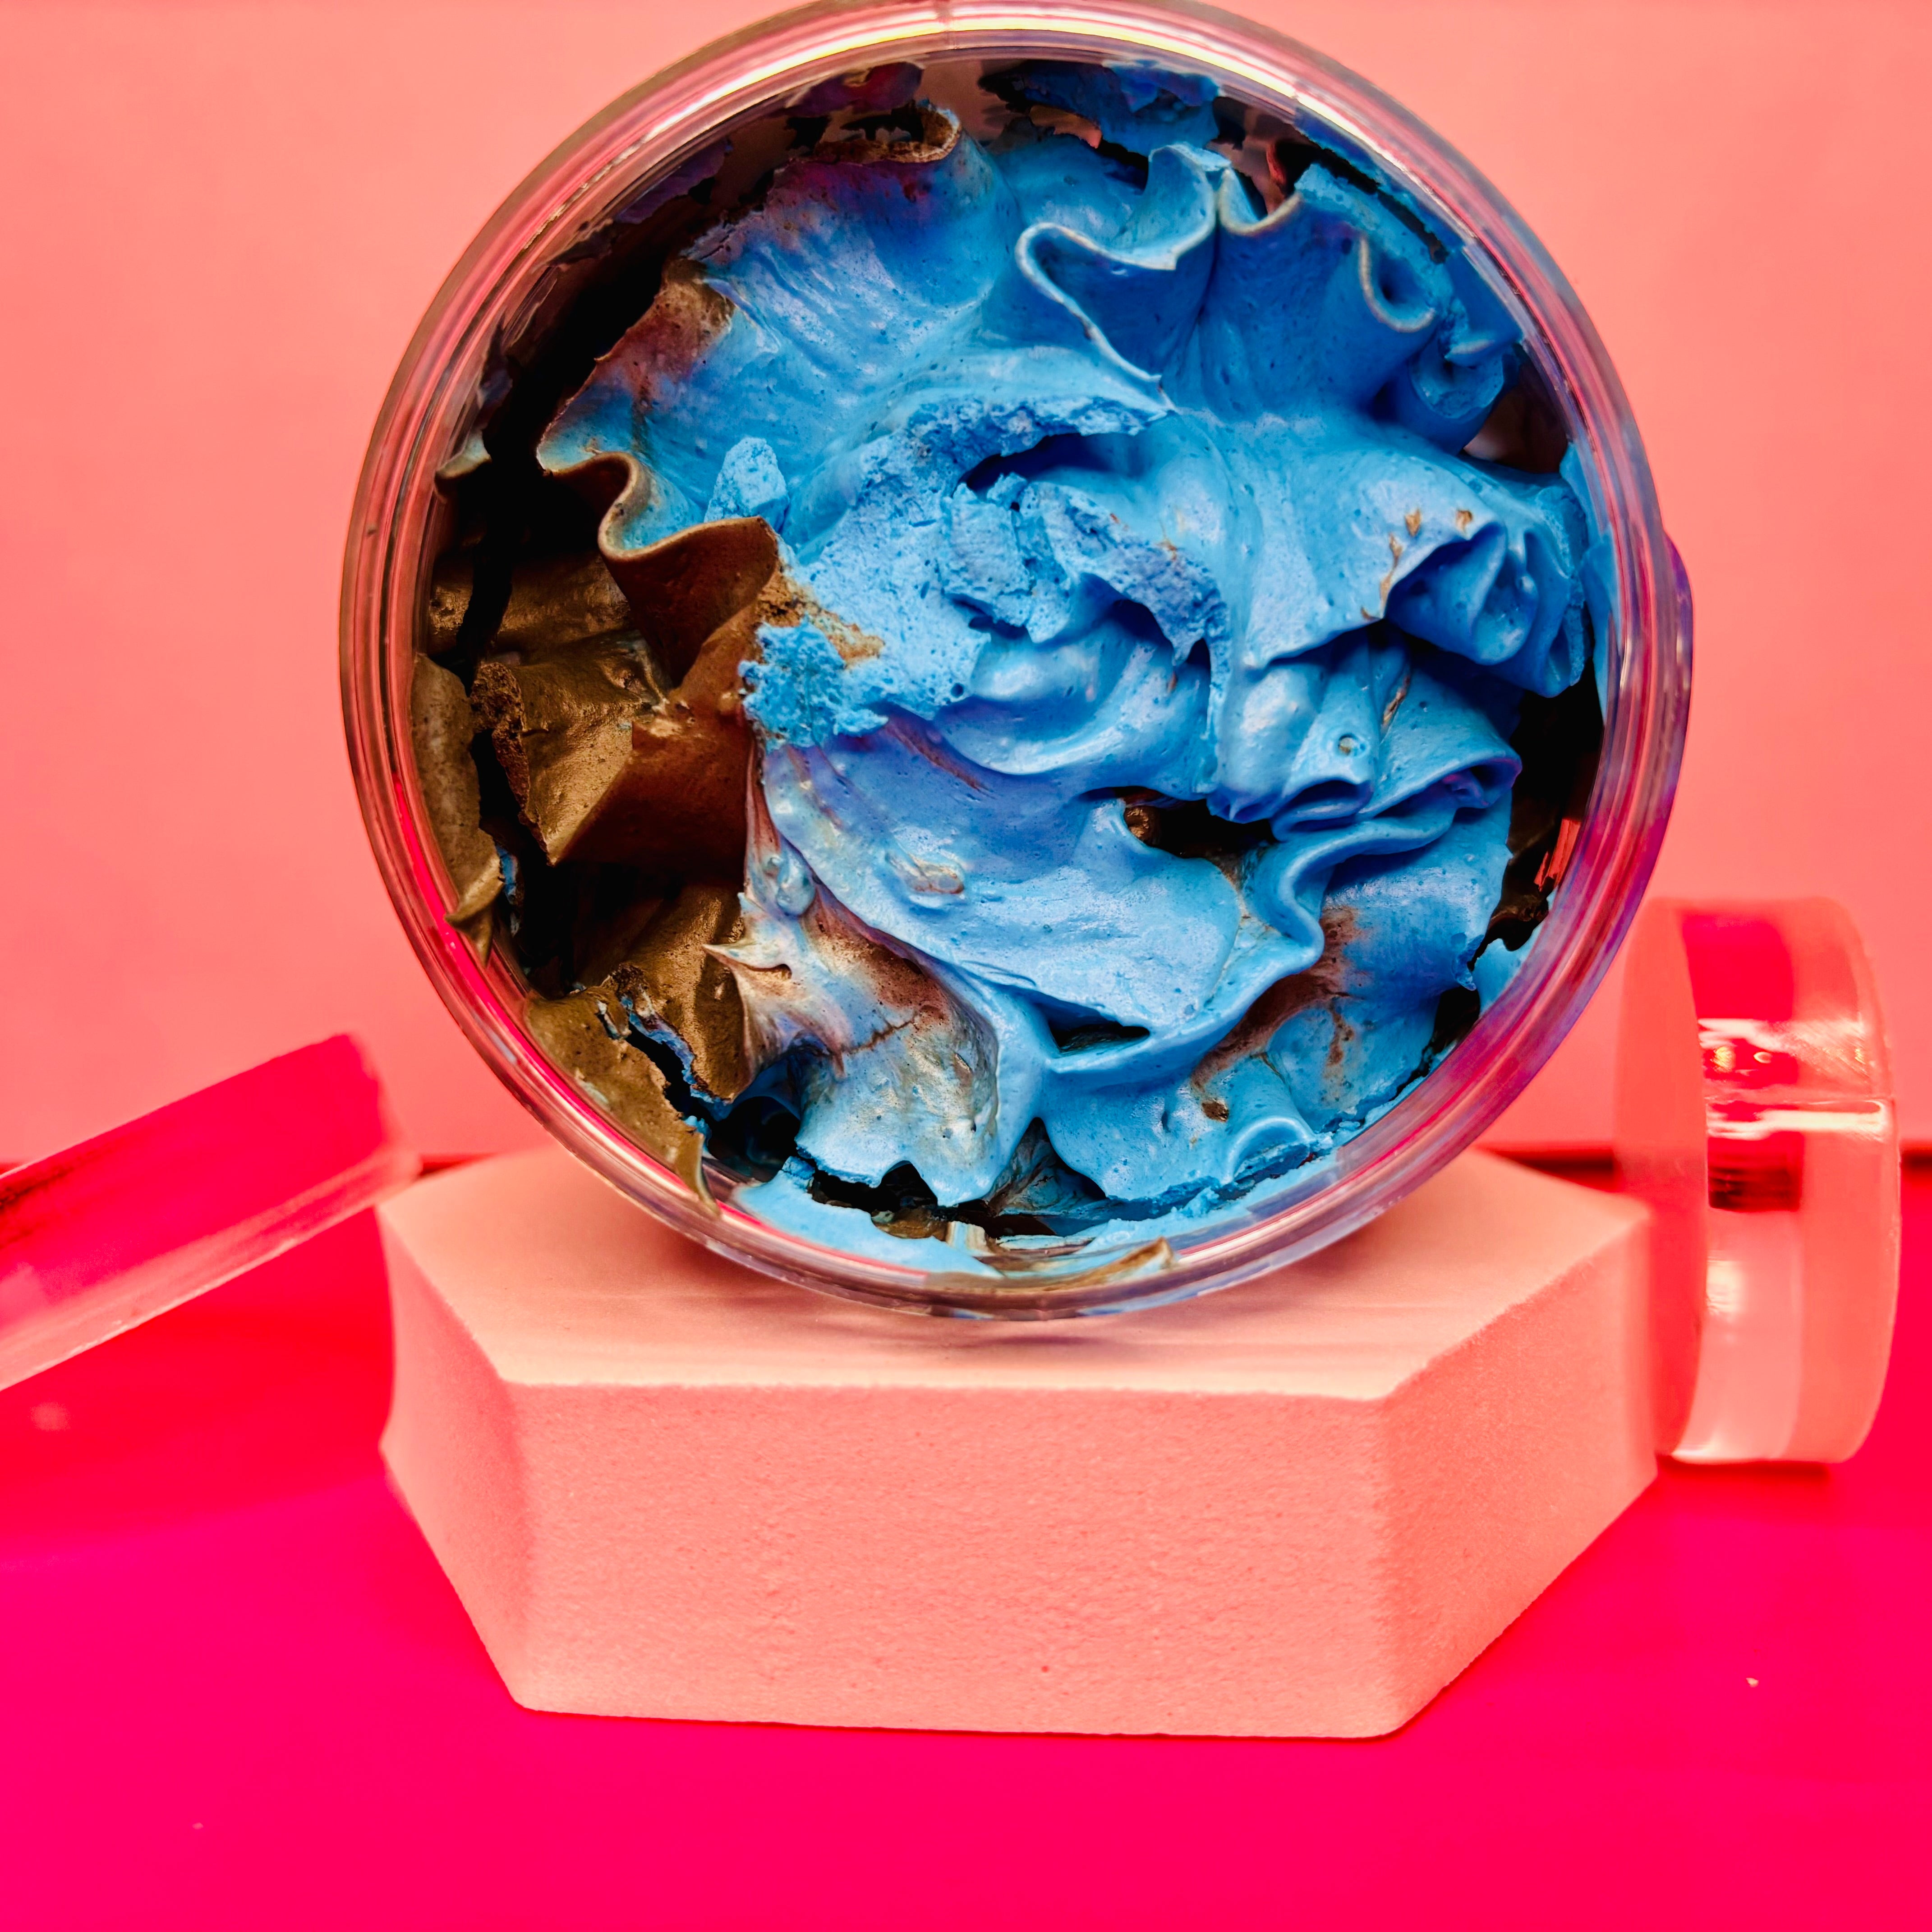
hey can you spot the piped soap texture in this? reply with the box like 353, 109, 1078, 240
434, 64, 1604, 1269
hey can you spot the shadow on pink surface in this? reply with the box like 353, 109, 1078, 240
0, 1168, 1926, 1930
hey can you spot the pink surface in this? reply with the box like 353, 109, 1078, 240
379, 1150, 1651, 1736
1, 1, 1928, 1163
0, 1161, 1924, 1927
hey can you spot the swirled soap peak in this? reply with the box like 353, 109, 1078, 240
437, 61, 1603, 1275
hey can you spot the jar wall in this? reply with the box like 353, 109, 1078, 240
343, 0, 1690, 1315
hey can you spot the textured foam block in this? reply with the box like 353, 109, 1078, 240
379, 1149, 1652, 1738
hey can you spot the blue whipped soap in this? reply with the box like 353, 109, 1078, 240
537, 71, 1600, 1268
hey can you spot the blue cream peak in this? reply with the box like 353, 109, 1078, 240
534, 83, 1597, 1264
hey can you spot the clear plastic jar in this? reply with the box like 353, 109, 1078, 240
343, 0, 1691, 1316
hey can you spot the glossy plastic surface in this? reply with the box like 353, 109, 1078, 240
1615, 899, 1899, 1463
0, 1037, 420, 1393
343, 0, 1692, 1314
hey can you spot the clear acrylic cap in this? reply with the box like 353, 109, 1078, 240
1616, 899, 1899, 1463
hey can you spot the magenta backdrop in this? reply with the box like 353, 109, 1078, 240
1, 1171, 1927, 1927
4, 0, 1926, 1156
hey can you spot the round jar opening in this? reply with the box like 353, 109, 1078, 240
344, 0, 1689, 1316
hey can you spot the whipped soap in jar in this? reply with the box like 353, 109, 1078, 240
346, 3, 1689, 1315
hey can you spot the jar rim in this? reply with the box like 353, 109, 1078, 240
342, 0, 1690, 1316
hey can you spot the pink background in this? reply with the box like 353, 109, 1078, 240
4, 0, 1927, 1158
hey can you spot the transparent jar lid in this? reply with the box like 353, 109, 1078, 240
1617, 898, 1899, 1463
